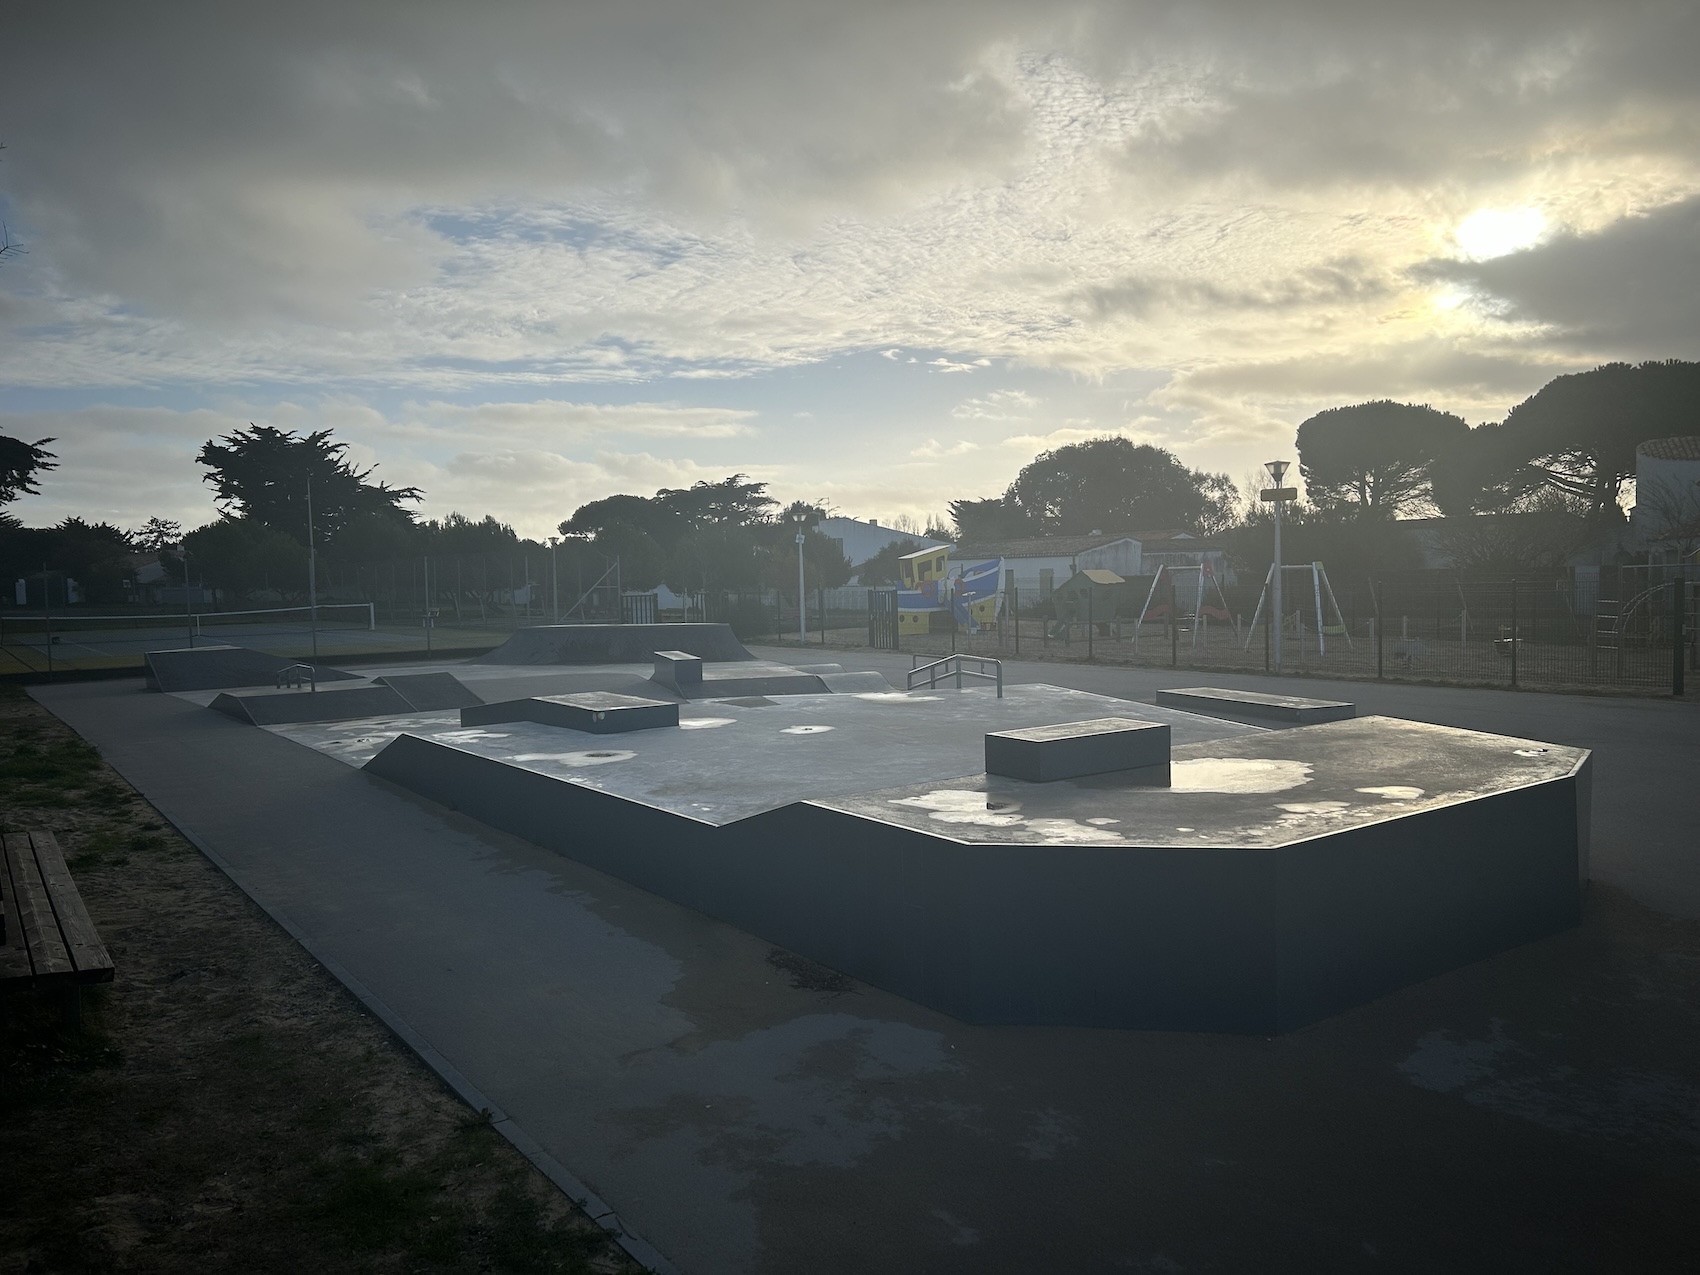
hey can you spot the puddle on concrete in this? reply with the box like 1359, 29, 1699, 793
511, 749, 636, 766
1357, 785, 1425, 800
1169, 757, 1313, 794
679, 717, 736, 730
781, 725, 834, 735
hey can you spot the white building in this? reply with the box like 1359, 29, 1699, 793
1630, 436, 1700, 561
821, 516, 950, 577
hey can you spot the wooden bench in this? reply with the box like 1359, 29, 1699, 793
1, 830, 115, 1026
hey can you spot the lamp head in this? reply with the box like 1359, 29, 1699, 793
1265, 459, 1290, 484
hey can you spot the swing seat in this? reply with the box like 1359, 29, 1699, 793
1321, 624, 1347, 636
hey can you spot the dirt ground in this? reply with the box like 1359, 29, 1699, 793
0, 682, 642, 1274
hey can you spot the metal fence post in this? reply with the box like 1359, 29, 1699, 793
1169, 573, 1178, 667
1516, 581, 1530, 693
1374, 578, 1384, 680
1673, 577, 1686, 697
1087, 589, 1094, 660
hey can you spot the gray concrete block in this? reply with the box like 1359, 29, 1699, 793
1155, 687, 1355, 724
651, 650, 704, 692
461, 691, 680, 733
986, 717, 1171, 782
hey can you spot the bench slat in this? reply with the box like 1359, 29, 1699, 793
29, 831, 114, 980
0, 839, 30, 979
2, 832, 73, 977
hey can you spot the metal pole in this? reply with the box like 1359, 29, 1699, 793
1510, 578, 1519, 688
551, 538, 559, 622
1272, 497, 1284, 673
307, 473, 318, 662
1375, 579, 1384, 679
1673, 576, 1685, 697
795, 531, 807, 644
1170, 573, 1178, 667
182, 545, 193, 648
44, 561, 53, 675
1087, 588, 1094, 660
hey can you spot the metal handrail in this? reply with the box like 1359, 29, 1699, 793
276, 663, 316, 691
907, 653, 1003, 697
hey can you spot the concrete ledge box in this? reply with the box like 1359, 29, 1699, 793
986, 717, 1170, 782
1155, 687, 1355, 725
461, 691, 680, 733
652, 650, 704, 692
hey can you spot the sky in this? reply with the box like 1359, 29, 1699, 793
2, 0, 1697, 540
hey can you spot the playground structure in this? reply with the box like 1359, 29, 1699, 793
1243, 561, 1353, 656
1133, 562, 1233, 652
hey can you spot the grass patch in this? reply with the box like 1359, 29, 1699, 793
0, 684, 640, 1274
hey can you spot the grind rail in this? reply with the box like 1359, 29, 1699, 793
908, 653, 1003, 697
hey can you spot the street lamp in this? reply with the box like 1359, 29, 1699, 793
795, 529, 807, 644
548, 536, 559, 623
1262, 459, 1295, 672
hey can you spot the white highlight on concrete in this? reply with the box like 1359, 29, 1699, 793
1168, 758, 1313, 794
512, 750, 637, 766
1357, 785, 1425, 800
781, 725, 835, 734
891, 789, 1025, 827
678, 717, 736, 730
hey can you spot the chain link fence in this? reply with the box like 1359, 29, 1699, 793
852, 568, 1697, 697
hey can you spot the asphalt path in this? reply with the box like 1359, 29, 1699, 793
33, 666, 1700, 1275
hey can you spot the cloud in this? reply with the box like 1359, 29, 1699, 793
909, 438, 979, 460
1413, 195, 1700, 355
952, 389, 1039, 420
3, 1, 1700, 523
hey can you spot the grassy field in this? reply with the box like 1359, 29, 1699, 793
0, 683, 642, 1274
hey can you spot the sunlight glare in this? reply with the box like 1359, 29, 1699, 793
1454, 207, 1546, 260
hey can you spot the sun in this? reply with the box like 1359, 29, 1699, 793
1454, 207, 1547, 260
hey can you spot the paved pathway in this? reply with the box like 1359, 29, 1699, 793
34, 671, 1699, 1274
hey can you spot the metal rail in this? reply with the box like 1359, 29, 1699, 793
908, 653, 1003, 697
276, 663, 317, 691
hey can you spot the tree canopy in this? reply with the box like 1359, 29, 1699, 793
0, 434, 57, 512
196, 425, 421, 549
1004, 437, 1236, 537
1493, 360, 1700, 519
1295, 401, 1469, 516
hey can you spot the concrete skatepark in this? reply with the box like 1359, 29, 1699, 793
31, 625, 1697, 1273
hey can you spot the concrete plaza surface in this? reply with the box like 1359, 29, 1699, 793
34, 658, 1700, 1274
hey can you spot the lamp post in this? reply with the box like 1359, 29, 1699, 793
795, 529, 807, 644
180, 542, 194, 648
1261, 460, 1296, 673
306, 472, 319, 662
549, 536, 559, 623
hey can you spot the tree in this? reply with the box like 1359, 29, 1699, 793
1007, 437, 1236, 536
856, 538, 922, 586
1494, 360, 1700, 520
949, 496, 1032, 543
134, 516, 183, 552
0, 434, 57, 512
1295, 401, 1469, 516
657, 475, 776, 528
196, 425, 421, 549
183, 518, 310, 600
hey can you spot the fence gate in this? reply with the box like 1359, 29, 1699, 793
868, 588, 899, 649
621, 591, 658, 625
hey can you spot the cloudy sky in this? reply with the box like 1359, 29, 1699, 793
2, 0, 1697, 538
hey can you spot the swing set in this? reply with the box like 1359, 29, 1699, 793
1243, 561, 1353, 655
1133, 562, 1234, 651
